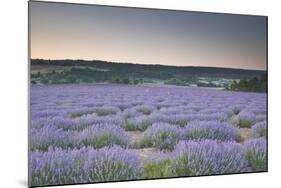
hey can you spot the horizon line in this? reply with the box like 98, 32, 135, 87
30, 58, 267, 72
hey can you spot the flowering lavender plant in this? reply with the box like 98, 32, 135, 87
250, 121, 267, 138
183, 121, 240, 142
79, 124, 130, 149
139, 123, 181, 150
172, 140, 247, 176
231, 110, 256, 128
122, 115, 153, 131
135, 105, 155, 115
245, 137, 267, 171
30, 146, 142, 186
30, 126, 78, 151
84, 146, 142, 182
30, 147, 88, 186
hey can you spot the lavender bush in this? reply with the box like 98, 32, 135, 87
172, 140, 247, 176
30, 146, 141, 186
122, 115, 153, 131
30, 147, 87, 186
135, 105, 155, 115
31, 124, 130, 151
245, 137, 267, 171
84, 146, 142, 182
140, 123, 181, 150
250, 121, 267, 138
70, 106, 120, 118
231, 110, 256, 128
30, 126, 78, 151
182, 121, 240, 142
143, 158, 174, 179
79, 124, 130, 149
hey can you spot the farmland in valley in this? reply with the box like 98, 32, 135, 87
30, 59, 266, 91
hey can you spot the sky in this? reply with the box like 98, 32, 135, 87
30, 1, 267, 70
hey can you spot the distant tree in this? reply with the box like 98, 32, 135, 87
111, 77, 121, 84
65, 75, 76, 83
122, 78, 130, 84
227, 74, 267, 93
81, 77, 92, 83
41, 77, 49, 84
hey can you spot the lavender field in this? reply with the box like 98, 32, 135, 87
30, 84, 267, 186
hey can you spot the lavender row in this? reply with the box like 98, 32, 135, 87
31, 124, 130, 151
30, 146, 141, 186
30, 137, 267, 186
31, 85, 266, 125
31, 120, 267, 151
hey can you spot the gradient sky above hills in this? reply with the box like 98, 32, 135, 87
30, 1, 267, 70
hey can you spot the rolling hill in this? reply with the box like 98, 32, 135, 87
30, 59, 266, 89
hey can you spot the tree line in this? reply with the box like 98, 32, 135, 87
226, 74, 267, 92
31, 67, 144, 85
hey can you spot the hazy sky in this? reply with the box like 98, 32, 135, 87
30, 1, 267, 70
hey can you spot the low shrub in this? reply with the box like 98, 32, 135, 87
139, 123, 181, 150
183, 121, 240, 142
250, 121, 267, 138
30, 146, 142, 186
245, 137, 267, 171
172, 140, 247, 176
80, 124, 130, 149
231, 110, 255, 128
122, 116, 153, 131
143, 159, 174, 179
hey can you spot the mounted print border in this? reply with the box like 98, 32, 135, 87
28, 1, 268, 187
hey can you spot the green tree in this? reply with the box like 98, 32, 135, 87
122, 78, 130, 84
41, 77, 49, 84
65, 75, 76, 83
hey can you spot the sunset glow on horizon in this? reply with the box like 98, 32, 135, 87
30, 1, 267, 70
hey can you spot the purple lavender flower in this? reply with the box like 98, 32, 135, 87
123, 115, 153, 131
183, 121, 240, 142
31, 109, 59, 118
94, 106, 120, 116
147, 114, 192, 127
232, 110, 256, 128
135, 105, 155, 115
30, 146, 141, 186
69, 106, 120, 118
244, 137, 267, 171
140, 123, 181, 150
79, 124, 130, 149
30, 147, 88, 186
31, 123, 130, 151
256, 114, 267, 122
250, 121, 267, 138
78, 114, 125, 126
30, 126, 78, 151
84, 146, 142, 182
230, 105, 243, 115
172, 140, 247, 176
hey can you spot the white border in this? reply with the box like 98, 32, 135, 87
1, 0, 280, 188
